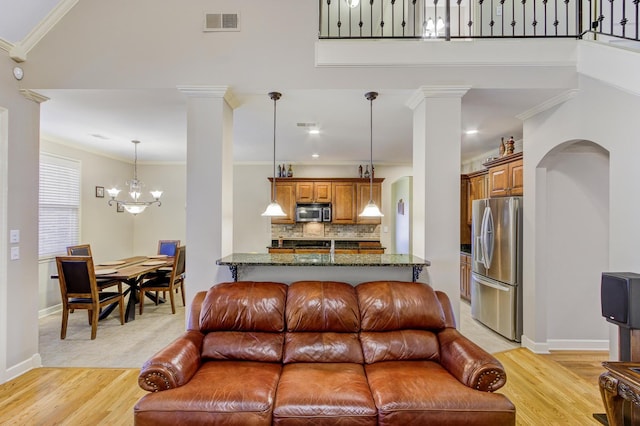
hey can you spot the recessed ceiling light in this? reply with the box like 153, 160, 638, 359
308, 129, 320, 135
312, 153, 320, 159
465, 129, 479, 135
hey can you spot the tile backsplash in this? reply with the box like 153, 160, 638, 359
272, 223, 381, 240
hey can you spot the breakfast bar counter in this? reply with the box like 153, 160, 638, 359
216, 253, 430, 284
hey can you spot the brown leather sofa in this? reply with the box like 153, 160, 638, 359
134, 280, 515, 425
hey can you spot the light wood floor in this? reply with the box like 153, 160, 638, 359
0, 348, 608, 425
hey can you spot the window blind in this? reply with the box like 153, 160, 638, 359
39, 153, 81, 258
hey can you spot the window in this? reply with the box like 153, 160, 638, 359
39, 153, 81, 258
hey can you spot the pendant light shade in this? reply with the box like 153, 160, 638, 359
262, 91, 287, 217
360, 91, 384, 218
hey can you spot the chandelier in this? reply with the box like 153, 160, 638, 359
106, 140, 162, 215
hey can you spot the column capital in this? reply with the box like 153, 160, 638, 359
177, 85, 238, 108
19, 89, 49, 104
406, 86, 471, 110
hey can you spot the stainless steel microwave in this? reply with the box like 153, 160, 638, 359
295, 203, 331, 223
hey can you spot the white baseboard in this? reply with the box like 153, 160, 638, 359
521, 334, 550, 353
521, 334, 609, 353
2, 353, 42, 384
547, 339, 609, 351
39, 303, 61, 319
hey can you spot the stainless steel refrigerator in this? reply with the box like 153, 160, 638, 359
471, 197, 523, 342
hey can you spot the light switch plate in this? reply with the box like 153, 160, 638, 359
10, 246, 19, 260
10, 229, 19, 243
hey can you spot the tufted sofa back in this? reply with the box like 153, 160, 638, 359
283, 281, 364, 364
356, 280, 446, 364
198, 281, 288, 362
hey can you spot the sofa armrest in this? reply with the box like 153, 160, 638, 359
438, 328, 507, 392
138, 330, 204, 392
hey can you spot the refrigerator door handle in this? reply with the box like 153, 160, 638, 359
480, 207, 492, 269
474, 275, 510, 292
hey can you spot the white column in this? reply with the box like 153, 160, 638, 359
178, 86, 235, 302
407, 86, 469, 321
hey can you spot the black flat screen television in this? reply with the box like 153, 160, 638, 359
601, 272, 640, 328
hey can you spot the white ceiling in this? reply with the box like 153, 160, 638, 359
6, 1, 565, 165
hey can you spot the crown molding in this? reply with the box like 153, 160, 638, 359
19, 90, 49, 104
0, 38, 12, 54
406, 86, 471, 110
19, 0, 80, 58
516, 89, 580, 121
177, 85, 238, 108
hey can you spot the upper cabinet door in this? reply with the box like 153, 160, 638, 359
331, 182, 356, 224
356, 182, 382, 224
508, 159, 524, 196
271, 181, 296, 224
313, 181, 332, 203
296, 182, 314, 203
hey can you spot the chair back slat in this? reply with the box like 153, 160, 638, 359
56, 256, 98, 298
158, 240, 180, 257
67, 244, 92, 256
173, 246, 186, 279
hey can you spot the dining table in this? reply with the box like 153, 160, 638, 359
52, 255, 174, 323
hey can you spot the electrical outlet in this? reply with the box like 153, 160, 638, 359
10, 229, 19, 243
496, 5, 502, 16
10, 246, 19, 260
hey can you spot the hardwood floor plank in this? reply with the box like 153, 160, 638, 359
0, 348, 610, 426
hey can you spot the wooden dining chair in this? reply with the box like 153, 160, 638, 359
157, 240, 180, 257
66, 244, 121, 292
139, 245, 186, 315
55, 256, 125, 340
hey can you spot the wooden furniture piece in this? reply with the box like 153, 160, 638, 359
268, 178, 384, 224
484, 152, 523, 197
296, 181, 331, 203
139, 246, 186, 315
157, 240, 180, 257
600, 362, 640, 425
460, 252, 472, 302
55, 256, 125, 340
66, 244, 121, 292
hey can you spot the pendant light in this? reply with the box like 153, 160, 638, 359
360, 92, 384, 218
262, 91, 287, 217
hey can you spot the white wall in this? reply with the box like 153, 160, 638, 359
523, 74, 638, 353
38, 140, 186, 313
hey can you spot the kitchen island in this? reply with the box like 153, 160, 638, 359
216, 253, 430, 284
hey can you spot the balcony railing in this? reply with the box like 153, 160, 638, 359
319, 0, 640, 42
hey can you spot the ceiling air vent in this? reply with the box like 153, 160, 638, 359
204, 13, 240, 32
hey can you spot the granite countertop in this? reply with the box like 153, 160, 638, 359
217, 253, 430, 267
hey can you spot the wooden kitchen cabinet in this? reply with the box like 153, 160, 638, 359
332, 182, 357, 224
485, 152, 523, 197
460, 253, 471, 302
296, 181, 332, 203
356, 182, 382, 224
269, 180, 296, 224
467, 170, 489, 223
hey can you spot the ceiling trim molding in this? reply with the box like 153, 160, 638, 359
516, 89, 580, 121
19, 0, 81, 59
406, 86, 471, 110
177, 85, 238, 108
0, 39, 12, 54
19, 90, 49, 104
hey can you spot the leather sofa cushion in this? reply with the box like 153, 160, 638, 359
286, 281, 360, 332
199, 281, 287, 332
360, 330, 440, 364
202, 331, 284, 362
273, 363, 377, 425
134, 361, 282, 426
365, 360, 515, 426
283, 332, 364, 363
357, 281, 446, 331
